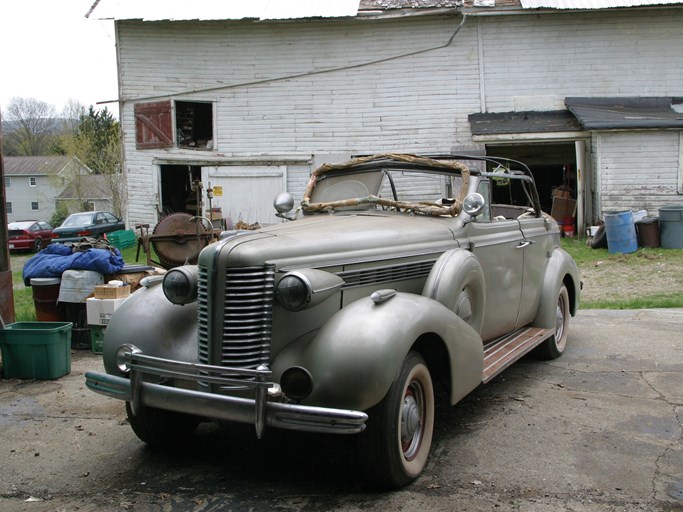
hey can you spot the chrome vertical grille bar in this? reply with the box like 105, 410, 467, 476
197, 266, 210, 363
197, 264, 275, 389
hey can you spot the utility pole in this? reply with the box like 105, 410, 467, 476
0, 107, 16, 324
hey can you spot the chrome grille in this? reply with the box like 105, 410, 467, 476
197, 266, 210, 363
197, 264, 275, 387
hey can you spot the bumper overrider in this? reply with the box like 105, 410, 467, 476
85, 351, 367, 438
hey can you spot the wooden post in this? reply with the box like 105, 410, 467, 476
0, 107, 17, 324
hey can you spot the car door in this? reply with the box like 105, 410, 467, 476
103, 212, 124, 232
93, 213, 106, 236
38, 222, 52, 239
465, 188, 525, 342
515, 215, 551, 327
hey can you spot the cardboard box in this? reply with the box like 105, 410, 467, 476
206, 211, 223, 221
552, 187, 572, 200
551, 197, 576, 222
94, 284, 131, 299
87, 297, 129, 325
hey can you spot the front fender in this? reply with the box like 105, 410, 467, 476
272, 292, 483, 411
533, 248, 580, 330
102, 283, 198, 375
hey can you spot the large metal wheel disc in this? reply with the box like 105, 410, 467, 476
152, 213, 211, 269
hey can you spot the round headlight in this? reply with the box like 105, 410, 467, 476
115, 344, 141, 374
162, 265, 199, 305
276, 274, 311, 311
281, 366, 313, 402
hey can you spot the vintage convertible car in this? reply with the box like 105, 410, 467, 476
86, 153, 580, 488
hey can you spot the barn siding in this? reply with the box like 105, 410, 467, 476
599, 131, 681, 215
117, 9, 683, 227
118, 14, 480, 226
479, 10, 683, 112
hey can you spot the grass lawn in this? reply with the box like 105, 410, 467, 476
7, 237, 682, 322
561, 237, 683, 309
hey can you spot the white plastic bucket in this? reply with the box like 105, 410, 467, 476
58, 270, 104, 303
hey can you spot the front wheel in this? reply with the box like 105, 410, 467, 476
359, 351, 435, 489
125, 402, 200, 448
535, 284, 570, 360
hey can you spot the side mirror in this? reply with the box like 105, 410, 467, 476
462, 193, 485, 218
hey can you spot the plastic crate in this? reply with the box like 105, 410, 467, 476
0, 322, 72, 380
108, 229, 136, 250
90, 325, 106, 354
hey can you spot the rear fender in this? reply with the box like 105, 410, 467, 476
533, 248, 580, 330
102, 283, 198, 375
272, 292, 483, 411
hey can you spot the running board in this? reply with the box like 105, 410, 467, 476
482, 327, 554, 383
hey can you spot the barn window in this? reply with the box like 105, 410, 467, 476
135, 100, 214, 150
176, 101, 213, 149
135, 101, 173, 149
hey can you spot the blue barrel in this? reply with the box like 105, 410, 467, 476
604, 210, 637, 254
659, 205, 683, 249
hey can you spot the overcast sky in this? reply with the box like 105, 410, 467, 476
0, 1, 119, 118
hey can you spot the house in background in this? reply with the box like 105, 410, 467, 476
55, 174, 114, 215
90, 0, 683, 234
4, 156, 94, 223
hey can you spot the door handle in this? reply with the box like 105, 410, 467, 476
516, 240, 533, 249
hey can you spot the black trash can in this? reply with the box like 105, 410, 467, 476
635, 217, 660, 248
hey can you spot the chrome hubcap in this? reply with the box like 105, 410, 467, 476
401, 383, 424, 460
555, 293, 566, 350
555, 299, 564, 338
456, 290, 473, 324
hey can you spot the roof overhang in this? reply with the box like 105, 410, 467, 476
468, 110, 586, 142
566, 97, 683, 130
88, 0, 361, 21
520, 0, 683, 9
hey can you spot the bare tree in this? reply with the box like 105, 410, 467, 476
3, 97, 58, 156
60, 99, 86, 136
56, 106, 125, 217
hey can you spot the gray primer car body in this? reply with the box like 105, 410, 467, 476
87, 154, 580, 488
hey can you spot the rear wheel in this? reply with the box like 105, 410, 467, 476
125, 402, 199, 448
536, 284, 570, 360
359, 351, 434, 489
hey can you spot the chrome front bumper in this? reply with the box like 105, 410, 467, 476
85, 352, 367, 437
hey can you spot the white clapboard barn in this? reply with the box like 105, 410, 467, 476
89, 0, 683, 233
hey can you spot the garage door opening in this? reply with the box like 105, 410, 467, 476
159, 165, 202, 216
485, 143, 577, 218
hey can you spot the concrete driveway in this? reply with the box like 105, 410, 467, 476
0, 308, 681, 511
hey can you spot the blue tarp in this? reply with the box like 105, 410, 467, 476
23, 244, 125, 286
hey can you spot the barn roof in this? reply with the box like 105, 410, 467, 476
87, 0, 682, 20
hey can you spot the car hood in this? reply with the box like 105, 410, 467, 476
202, 212, 461, 270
